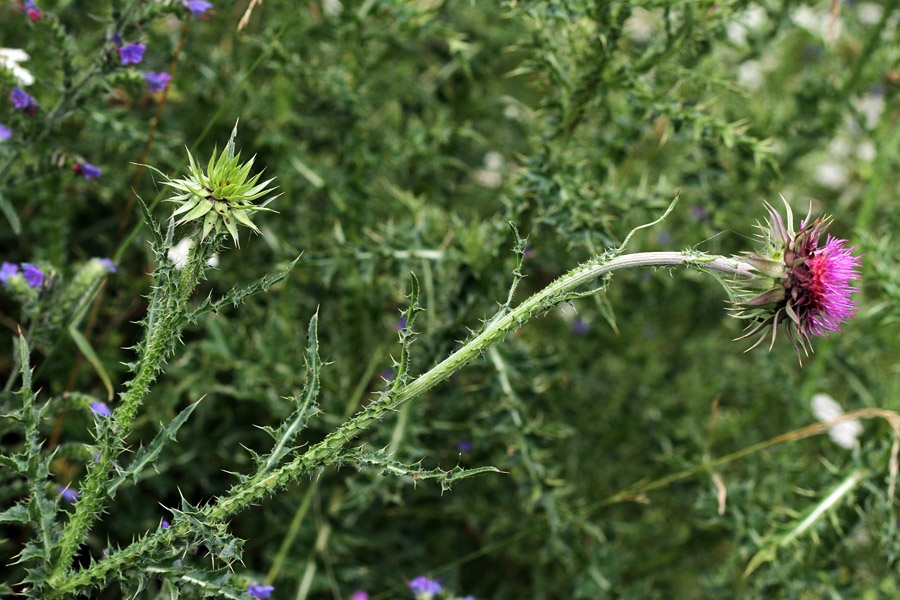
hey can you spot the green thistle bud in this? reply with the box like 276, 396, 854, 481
163, 123, 278, 246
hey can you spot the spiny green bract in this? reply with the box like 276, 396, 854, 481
164, 125, 278, 246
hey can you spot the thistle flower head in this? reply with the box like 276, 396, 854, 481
733, 199, 862, 360
161, 124, 278, 246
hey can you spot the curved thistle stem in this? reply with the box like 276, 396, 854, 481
46, 249, 753, 598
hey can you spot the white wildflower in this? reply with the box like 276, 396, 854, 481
0, 48, 35, 86
811, 393, 862, 450
167, 238, 218, 270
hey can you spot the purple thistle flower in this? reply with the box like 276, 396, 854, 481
90, 402, 111, 417
21, 263, 44, 288
183, 0, 213, 16
736, 202, 863, 359
144, 71, 172, 93
57, 486, 81, 503
350, 592, 369, 600
161, 520, 170, 529
0, 123, 11, 141
408, 577, 442, 597
118, 43, 146, 65
10, 87, 38, 114
98, 258, 117, 273
247, 583, 274, 599
0, 262, 19, 285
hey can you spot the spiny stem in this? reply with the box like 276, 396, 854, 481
47, 250, 752, 597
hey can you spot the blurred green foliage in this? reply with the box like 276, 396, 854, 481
2, 0, 900, 598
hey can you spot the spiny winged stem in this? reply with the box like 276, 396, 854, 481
47, 249, 752, 597
48, 228, 219, 584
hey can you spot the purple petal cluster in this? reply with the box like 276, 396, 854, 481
118, 43, 146, 65
10, 87, 38, 114
74, 162, 102, 180
22, 0, 42, 20
248, 583, 274, 599
98, 258, 117, 273
57, 487, 81, 503
802, 235, 862, 337
0, 124, 11, 141
350, 592, 369, 600
90, 402, 111, 417
408, 577, 442, 597
21, 263, 44, 288
1, 262, 43, 288
184, 0, 213, 16
144, 71, 172, 93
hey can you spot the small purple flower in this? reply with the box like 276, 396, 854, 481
90, 402, 111, 417
10, 88, 38, 114
408, 577, 442, 597
523, 242, 534, 259
161, 520, 170, 529
351, 592, 368, 600
396, 316, 407, 330
691, 205, 708, 220
21, 263, 44, 288
92, 453, 99, 462
0, 124, 11, 141
572, 317, 589, 336
454, 439, 474, 454
98, 258, 117, 273
381, 369, 395, 381
183, 0, 213, 16
111, 31, 123, 46
57, 487, 81, 503
247, 583, 274, 599
118, 43, 146, 65
144, 71, 172, 93
0, 262, 19, 285
22, 0, 41, 21
75, 162, 102, 180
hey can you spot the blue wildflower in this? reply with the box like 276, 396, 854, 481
408, 577, 442, 597
10, 87, 38, 114
454, 439, 474, 454
21, 263, 43, 288
118, 43, 146, 65
183, 0, 213, 16
0, 262, 19, 285
396, 316, 407, 330
110, 31, 123, 46
0, 124, 11, 141
74, 162, 101, 180
21, 0, 41, 21
247, 583, 274, 599
572, 317, 589, 336
90, 402, 111, 417
144, 71, 172, 93
57, 487, 81, 503
98, 258, 117, 273
161, 520, 170, 529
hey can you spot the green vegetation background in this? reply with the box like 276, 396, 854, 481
2, 1, 900, 598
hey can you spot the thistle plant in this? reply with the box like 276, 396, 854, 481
0, 172, 866, 597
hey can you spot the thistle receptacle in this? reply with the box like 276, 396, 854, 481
733, 199, 862, 359
163, 124, 278, 246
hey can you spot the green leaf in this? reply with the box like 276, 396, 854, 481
0, 191, 20, 234
68, 325, 114, 402
108, 398, 204, 495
